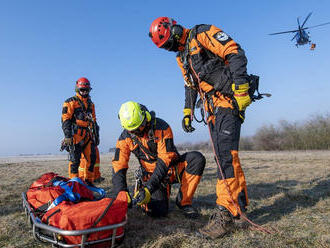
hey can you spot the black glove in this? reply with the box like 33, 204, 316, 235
182, 116, 195, 133
182, 108, 195, 133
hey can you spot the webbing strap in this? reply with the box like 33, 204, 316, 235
131, 135, 157, 160
68, 177, 106, 199
48, 178, 105, 209
74, 96, 92, 114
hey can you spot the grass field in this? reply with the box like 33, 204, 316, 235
0, 150, 329, 248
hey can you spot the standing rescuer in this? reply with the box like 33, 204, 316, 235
149, 17, 251, 238
112, 101, 205, 218
61, 77, 100, 183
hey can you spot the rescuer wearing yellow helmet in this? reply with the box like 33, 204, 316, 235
112, 101, 205, 218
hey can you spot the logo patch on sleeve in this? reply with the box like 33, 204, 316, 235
213, 31, 232, 45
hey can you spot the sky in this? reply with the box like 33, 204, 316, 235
1, 0, 330, 157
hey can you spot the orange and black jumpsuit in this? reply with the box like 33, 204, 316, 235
176, 24, 249, 217
61, 93, 99, 180
112, 115, 205, 217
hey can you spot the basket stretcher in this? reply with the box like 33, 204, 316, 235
22, 192, 127, 248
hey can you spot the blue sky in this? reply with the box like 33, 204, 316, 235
1, 0, 330, 156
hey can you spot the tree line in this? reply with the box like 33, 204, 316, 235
177, 114, 330, 151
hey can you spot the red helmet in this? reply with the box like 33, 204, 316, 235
149, 17, 177, 48
75, 77, 92, 94
76, 77, 91, 90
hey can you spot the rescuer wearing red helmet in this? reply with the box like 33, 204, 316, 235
61, 77, 101, 183
149, 17, 251, 238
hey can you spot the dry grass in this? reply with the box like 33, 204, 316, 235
0, 151, 329, 248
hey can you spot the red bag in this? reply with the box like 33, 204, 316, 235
42, 191, 128, 246
26, 173, 94, 211
29, 172, 67, 188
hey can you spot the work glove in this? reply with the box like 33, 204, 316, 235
232, 83, 252, 121
182, 108, 195, 133
63, 137, 73, 146
133, 187, 151, 206
126, 191, 132, 208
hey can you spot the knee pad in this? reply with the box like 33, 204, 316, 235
185, 151, 206, 175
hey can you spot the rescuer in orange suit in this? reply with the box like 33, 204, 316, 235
61, 77, 100, 183
149, 17, 251, 238
112, 101, 205, 218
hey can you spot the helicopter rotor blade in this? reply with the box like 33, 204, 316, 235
297, 17, 301, 29
301, 12, 312, 28
302, 21, 330, 30
269, 29, 300, 35
291, 33, 298, 41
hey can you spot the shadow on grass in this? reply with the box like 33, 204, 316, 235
192, 177, 330, 226
248, 178, 330, 224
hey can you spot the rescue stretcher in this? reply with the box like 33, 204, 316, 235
22, 192, 127, 248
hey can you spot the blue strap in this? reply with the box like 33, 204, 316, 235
68, 177, 106, 200
51, 180, 80, 207
50, 177, 105, 208
53, 177, 105, 199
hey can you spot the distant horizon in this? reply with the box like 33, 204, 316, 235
2, 109, 330, 157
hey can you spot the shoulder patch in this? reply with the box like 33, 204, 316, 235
213, 31, 232, 45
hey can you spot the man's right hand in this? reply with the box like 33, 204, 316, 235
63, 137, 73, 146
133, 187, 151, 206
182, 108, 195, 133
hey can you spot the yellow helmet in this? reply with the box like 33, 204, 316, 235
118, 101, 147, 131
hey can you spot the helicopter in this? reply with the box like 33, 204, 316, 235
269, 12, 330, 50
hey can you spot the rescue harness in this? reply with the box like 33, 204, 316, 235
180, 27, 271, 124
129, 112, 182, 197
74, 96, 99, 145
